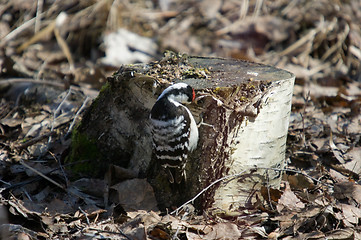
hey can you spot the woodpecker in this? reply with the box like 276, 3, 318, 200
149, 83, 199, 184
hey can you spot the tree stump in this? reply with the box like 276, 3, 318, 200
69, 54, 295, 212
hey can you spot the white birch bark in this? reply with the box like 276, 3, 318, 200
210, 76, 295, 211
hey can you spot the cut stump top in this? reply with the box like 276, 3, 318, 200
165, 56, 294, 88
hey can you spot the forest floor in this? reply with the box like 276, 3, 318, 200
0, 0, 361, 239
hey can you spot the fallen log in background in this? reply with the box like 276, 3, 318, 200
68, 54, 295, 212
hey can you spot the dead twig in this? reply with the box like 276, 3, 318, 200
1, 12, 45, 45
54, 12, 75, 72
0, 78, 65, 88
16, 20, 56, 53
252, 0, 263, 20
47, 87, 73, 147
49, 151, 69, 187
78, 207, 90, 225
171, 165, 333, 216
4, 160, 90, 191
170, 169, 248, 215
35, 0, 44, 33
66, 96, 90, 137
14, 131, 56, 151
258, 167, 333, 188
19, 160, 66, 190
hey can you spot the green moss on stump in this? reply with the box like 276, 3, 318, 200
66, 126, 103, 177
90, 82, 110, 109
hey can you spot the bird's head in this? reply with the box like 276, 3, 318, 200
157, 83, 195, 104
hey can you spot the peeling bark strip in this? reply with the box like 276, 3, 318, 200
70, 54, 295, 211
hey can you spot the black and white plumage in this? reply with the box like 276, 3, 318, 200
149, 83, 199, 184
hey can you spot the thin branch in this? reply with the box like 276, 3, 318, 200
47, 87, 73, 146
0, 78, 65, 88
4, 160, 90, 191
19, 160, 65, 190
1, 13, 44, 45
35, 0, 44, 33
279, 29, 318, 56
14, 131, 56, 150
49, 151, 69, 186
171, 166, 333, 216
170, 169, 248, 215
66, 96, 90, 136
257, 167, 333, 188
252, 0, 263, 20
54, 12, 74, 72
78, 207, 90, 225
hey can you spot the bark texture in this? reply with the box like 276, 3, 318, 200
69, 55, 295, 211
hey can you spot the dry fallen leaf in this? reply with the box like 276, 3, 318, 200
329, 132, 346, 164
277, 182, 305, 212
334, 203, 361, 226
0, 118, 23, 128
325, 228, 355, 239
72, 178, 107, 198
110, 179, 158, 212
333, 181, 361, 205
285, 173, 315, 190
343, 147, 361, 174
260, 186, 283, 203
200, 222, 241, 240
149, 226, 170, 240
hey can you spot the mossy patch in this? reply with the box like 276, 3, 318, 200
66, 126, 104, 177
90, 82, 109, 109
99, 81, 110, 94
